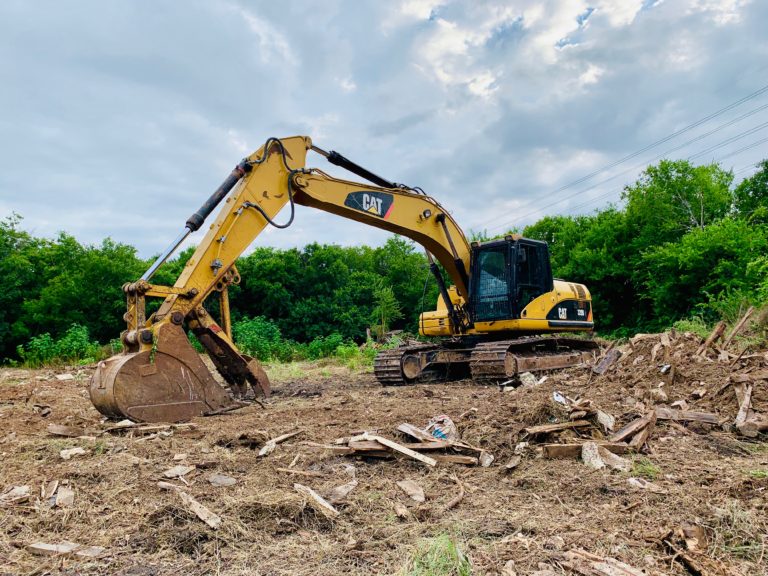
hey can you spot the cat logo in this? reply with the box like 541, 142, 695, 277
343, 191, 394, 219
558, 307, 568, 320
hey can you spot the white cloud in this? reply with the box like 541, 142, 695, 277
230, 5, 297, 65
338, 77, 357, 92
688, 0, 751, 25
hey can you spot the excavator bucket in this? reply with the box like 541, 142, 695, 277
89, 322, 269, 423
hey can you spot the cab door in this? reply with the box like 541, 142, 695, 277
513, 240, 554, 318
470, 244, 512, 322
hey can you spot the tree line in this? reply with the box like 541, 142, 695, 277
1, 158, 766, 362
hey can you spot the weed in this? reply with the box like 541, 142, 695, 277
709, 500, 767, 562
748, 469, 767, 479
631, 458, 660, 480
672, 316, 711, 340
400, 534, 471, 576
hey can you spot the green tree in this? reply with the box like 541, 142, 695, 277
733, 160, 768, 223
371, 277, 403, 338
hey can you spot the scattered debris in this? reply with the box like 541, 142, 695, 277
654, 406, 719, 424
0, 485, 30, 506
396, 479, 425, 502
524, 420, 592, 436
543, 442, 628, 459
327, 478, 358, 505
627, 477, 665, 493
275, 467, 325, 478
55, 486, 75, 507
163, 465, 195, 479
425, 415, 458, 441
592, 348, 622, 375
60, 447, 88, 460
207, 473, 236, 487
27, 541, 106, 559
178, 490, 222, 529
397, 422, 438, 443
559, 548, 646, 576
443, 474, 465, 511
294, 483, 340, 519
504, 455, 522, 471
47, 424, 82, 437
258, 429, 304, 457
356, 432, 437, 467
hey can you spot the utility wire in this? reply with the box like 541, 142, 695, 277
487, 105, 768, 232
482, 82, 768, 228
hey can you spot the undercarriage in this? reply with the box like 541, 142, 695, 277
373, 336, 599, 386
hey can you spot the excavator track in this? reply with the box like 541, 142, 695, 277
373, 343, 440, 386
470, 337, 599, 384
374, 337, 598, 386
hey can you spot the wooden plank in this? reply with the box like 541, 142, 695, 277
731, 370, 768, 383
300, 442, 354, 454
608, 415, 652, 443
723, 306, 754, 347
629, 411, 656, 451
396, 423, 438, 443
543, 442, 629, 459
258, 429, 303, 457
735, 384, 752, 430
294, 483, 339, 519
275, 468, 324, 478
178, 491, 221, 529
654, 407, 719, 424
696, 321, 726, 355
524, 420, 592, 436
431, 454, 478, 465
592, 348, 622, 375
361, 433, 437, 467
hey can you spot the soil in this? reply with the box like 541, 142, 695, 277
1, 331, 766, 575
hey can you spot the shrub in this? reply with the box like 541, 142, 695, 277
17, 323, 101, 367
232, 316, 283, 361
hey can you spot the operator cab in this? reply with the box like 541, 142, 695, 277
469, 237, 554, 322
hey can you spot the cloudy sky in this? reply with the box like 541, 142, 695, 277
1, 0, 766, 257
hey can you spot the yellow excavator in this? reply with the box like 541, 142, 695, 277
90, 136, 596, 422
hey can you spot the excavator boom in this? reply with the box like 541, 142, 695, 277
90, 135, 594, 423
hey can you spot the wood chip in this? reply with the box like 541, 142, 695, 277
596, 410, 615, 432
258, 429, 303, 457
178, 491, 222, 529
394, 502, 411, 519
0, 485, 30, 505
592, 348, 622, 375
504, 455, 522, 471
431, 454, 478, 465
294, 483, 339, 519
597, 445, 631, 472
55, 486, 75, 507
26, 542, 106, 559
396, 479, 425, 502
41, 480, 59, 500
628, 411, 656, 451
275, 468, 325, 478
47, 424, 82, 437
327, 479, 358, 504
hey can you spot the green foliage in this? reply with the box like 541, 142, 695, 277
672, 316, 711, 340
232, 316, 285, 361
400, 534, 472, 576
371, 277, 403, 339
733, 160, 768, 223
17, 323, 101, 367
632, 457, 660, 480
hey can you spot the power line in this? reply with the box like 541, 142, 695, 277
487, 106, 768, 232
481, 82, 768, 228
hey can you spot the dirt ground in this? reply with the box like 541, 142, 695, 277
1, 331, 767, 576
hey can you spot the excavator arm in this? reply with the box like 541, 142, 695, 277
90, 136, 472, 422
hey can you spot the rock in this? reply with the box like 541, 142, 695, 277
327, 478, 358, 504
479, 451, 495, 467
519, 372, 538, 386
394, 501, 411, 519
501, 559, 517, 576
207, 473, 236, 487
55, 374, 74, 381
581, 442, 605, 470
596, 410, 615, 432
60, 447, 88, 460
596, 445, 631, 472
627, 477, 664, 493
